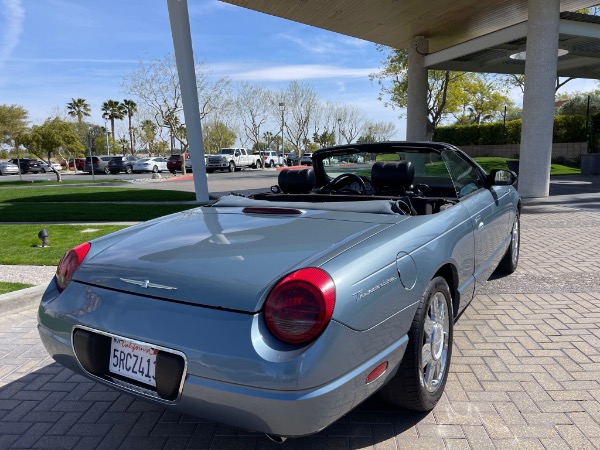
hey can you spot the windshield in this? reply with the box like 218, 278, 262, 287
139, 158, 151, 162
318, 148, 457, 196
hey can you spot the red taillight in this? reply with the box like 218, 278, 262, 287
55, 242, 91, 293
264, 268, 335, 345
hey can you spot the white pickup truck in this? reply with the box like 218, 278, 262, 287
205, 148, 262, 173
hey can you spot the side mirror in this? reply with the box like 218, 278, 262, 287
488, 169, 517, 186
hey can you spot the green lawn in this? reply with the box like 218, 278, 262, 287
0, 186, 196, 203
473, 157, 581, 176
0, 282, 35, 295
0, 224, 128, 265
0, 186, 200, 223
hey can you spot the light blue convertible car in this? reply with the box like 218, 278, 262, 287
38, 142, 520, 440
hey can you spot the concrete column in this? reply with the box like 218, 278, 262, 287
518, 0, 560, 198
167, 0, 209, 203
406, 36, 429, 141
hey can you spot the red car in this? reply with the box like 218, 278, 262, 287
167, 153, 189, 173
68, 158, 86, 171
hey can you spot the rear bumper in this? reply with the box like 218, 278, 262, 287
38, 319, 406, 437
37, 282, 408, 437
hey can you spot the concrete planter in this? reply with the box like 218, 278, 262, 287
581, 153, 600, 175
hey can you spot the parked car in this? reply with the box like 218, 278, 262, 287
286, 153, 299, 166
107, 156, 138, 174
253, 150, 283, 168
84, 156, 112, 174
132, 157, 168, 173
186, 155, 209, 173
38, 160, 62, 173
68, 158, 86, 171
0, 161, 19, 175
167, 153, 189, 173
300, 152, 313, 165
38, 141, 520, 440
9, 158, 42, 174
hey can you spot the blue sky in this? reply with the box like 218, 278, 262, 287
2, 0, 598, 143
0, 0, 407, 139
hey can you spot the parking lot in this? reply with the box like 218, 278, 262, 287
1, 175, 599, 449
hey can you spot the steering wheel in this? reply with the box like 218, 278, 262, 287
324, 173, 367, 194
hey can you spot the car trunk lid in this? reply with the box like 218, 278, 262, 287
73, 206, 403, 313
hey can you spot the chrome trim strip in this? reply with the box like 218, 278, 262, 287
71, 325, 187, 404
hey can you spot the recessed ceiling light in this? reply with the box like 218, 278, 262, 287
510, 49, 569, 60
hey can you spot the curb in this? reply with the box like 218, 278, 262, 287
0, 284, 46, 315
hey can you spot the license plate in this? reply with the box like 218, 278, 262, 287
109, 337, 157, 387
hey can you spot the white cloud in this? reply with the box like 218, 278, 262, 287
226, 64, 377, 81
0, 0, 25, 69
11, 58, 139, 64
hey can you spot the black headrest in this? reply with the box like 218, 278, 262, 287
278, 168, 316, 194
371, 161, 415, 190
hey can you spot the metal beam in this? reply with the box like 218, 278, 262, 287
167, 0, 209, 203
560, 18, 600, 40
424, 22, 528, 67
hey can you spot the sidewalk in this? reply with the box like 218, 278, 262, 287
0, 175, 599, 449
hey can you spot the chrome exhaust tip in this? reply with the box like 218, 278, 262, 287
265, 434, 287, 444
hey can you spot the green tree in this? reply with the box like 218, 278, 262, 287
101, 100, 125, 145
556, 91, 600, 116
121, 99, 137, 153
312, 130, 335, 148
453, 74, 512, 124
66, 98, 92, 152
370, 46, 466, 138
21, 117, 83, 181
202, 121, 236, 153
66, 98, 91, 124
139, 119, 158, 155
0, 104, 29, 155
371, 46, 513, 137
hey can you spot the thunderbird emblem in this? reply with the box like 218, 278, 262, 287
120, 278, 177, 290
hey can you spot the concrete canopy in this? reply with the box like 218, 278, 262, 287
221, 1, 599, 66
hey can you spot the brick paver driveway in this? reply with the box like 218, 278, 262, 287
1, 201, 599, 449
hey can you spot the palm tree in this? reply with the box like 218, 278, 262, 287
66, 98, 91, 124
122, 99, 137, 153
101, 100, 125, 146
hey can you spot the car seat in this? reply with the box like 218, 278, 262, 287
278, 168, 316, 194
371, 161, 415, 195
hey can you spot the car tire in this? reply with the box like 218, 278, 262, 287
41, 168, 46, 173
228, 161, 235, 172
103, 167, 111, 175
126, 166, 133, 174
380, 276, 453, 411
152, 166, 159, 173
497, 210, 520, 274
270, 160, 275, 168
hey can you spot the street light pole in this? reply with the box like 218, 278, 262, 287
279, 102, 285, 164
88, 126, 95, 181
104, 119, 110, 156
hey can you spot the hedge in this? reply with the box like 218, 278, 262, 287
433, 115, 590, 145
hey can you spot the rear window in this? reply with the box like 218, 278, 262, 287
110, 157, 123, 163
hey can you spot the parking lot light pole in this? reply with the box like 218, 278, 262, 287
89, 126, 95, 180
279, 102, 285, 163
104, 119, 110, 156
